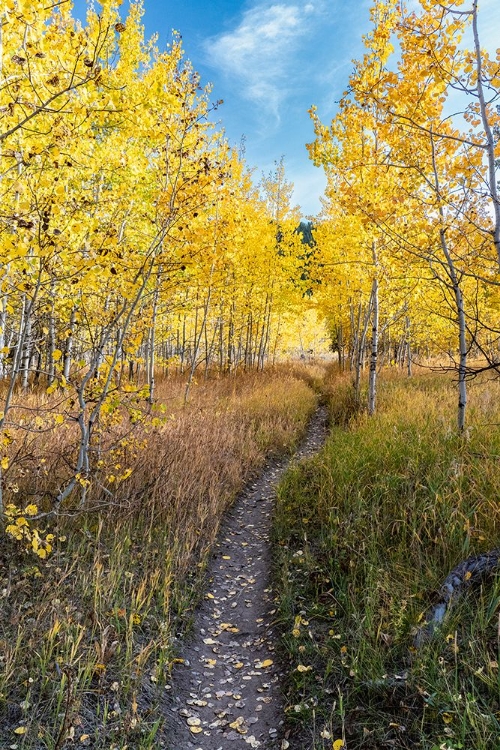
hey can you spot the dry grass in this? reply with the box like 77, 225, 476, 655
0, 364, 321, 749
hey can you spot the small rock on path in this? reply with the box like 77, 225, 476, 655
166, 406, 329, 749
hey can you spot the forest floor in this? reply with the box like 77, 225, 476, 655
165, 406, 329, 749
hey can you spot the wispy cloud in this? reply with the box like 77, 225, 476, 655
204, 2, 321, 125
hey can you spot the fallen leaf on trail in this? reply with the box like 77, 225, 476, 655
203, 638, 217, 644
190, 726, 203, 734
186, 717, 201, 726
255, 659, 273, 668
229, 716, 248, 734
246, 736, 261, 747
333, 741, 345, 750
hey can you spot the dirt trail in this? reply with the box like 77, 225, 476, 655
166, 406, 329, 749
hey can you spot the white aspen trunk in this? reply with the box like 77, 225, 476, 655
47, 283, 56, 385
350, 301, 361, 371
354, 296, 373, 403
431, 134, 467, 431
63, 307, 77, 381
185, 277, 214, 404
272, 313, 282, 366
20, 302, 32, 391
205, 319, 219, 377
255, 292, 269, 368
148, 288, 159, 404
203, 311, 210, 375
227, 299, 235, 373
0, 296, 6, 379
219, 310, 225, 373
57, 260, 157, 511
368, 277, 379, 415
406, 316, 412, 377
180, 314, 187, 374
472, 0, 500, 270
245, 311, 253, 370
441, 227, 468, 432
257, 292, 272, 371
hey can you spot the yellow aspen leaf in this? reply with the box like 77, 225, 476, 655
1, 456, 9, 470
256, 659, 273, 668
52, 349, 62, 361
14, 726, 27, 734
333, 741, 345, 750
54, 414, 65, 425
296, 664, 312, 672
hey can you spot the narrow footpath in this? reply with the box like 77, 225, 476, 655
166, 406, 329, 749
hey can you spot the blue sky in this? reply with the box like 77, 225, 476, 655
71, 0, 499, 217
71, 0, 373, 217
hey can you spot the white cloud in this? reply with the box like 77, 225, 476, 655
204, 2, 321, 125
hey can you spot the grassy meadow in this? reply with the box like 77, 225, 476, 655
273, 369, 500, 750
0, 365, 320, 749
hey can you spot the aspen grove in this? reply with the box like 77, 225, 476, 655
0, 0, 310, 546
308, 0, 500, 427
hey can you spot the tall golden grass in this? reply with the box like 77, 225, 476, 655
0, 364, 320, 748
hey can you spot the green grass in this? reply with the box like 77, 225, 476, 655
272, 370, 500, 749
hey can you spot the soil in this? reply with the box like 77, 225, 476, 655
165, 406, 329, 750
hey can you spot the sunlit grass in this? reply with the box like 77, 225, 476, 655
273, 368, 500, 749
